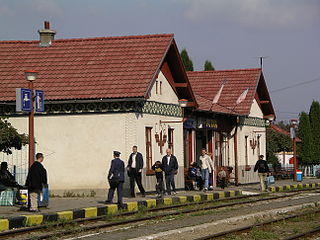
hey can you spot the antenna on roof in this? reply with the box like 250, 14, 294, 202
257, 56, 269, 69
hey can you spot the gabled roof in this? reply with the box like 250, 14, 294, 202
187, 68, 275, 118
0, 34, 195, 104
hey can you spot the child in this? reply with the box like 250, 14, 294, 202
189, 162, 202, 190
152, 161, 164, 198
217, 166, 227, 189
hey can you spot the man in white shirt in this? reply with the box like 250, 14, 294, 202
199, 148, 214, 191
127, 146, 146, 197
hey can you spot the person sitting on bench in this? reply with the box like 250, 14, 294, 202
0, 162, 20, 191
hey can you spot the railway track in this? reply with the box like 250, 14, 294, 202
195, 208, 320, 240
2, 189, 320, 240
281, 226, 320, 240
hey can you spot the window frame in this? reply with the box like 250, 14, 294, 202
145, 127, 153, 174
168, 128, 174, 154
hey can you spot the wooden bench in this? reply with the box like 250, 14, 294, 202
270, 166, 294, 179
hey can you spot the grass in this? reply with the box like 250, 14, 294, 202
49, 190, 97, 198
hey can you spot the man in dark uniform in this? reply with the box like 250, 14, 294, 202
106, 151, 125, 205
127, 146, 146, 197
25, 153, 47, 212
161, 148, 178, 195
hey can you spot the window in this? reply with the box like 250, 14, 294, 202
145, 127, 153, 171
168, 128, 174, 154
159, 81, 162, 95
155, 80, 158, 94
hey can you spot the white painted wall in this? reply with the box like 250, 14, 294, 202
4, 114, 127, 190
149, 71, 179, 104
231, 99, 266, 184
249, 99, 264, 118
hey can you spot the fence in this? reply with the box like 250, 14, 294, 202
0, 146, 28, 185
302, 165, 320, 177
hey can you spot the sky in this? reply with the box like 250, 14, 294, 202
0, 0, 319, 121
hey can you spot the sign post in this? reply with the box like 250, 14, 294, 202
16, 70, 44, 168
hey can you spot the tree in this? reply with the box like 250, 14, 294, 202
266, 125, 292, 166
180, 48, 194, 71
298, 112, 312, 165
309, 100, 320, 164
0, 117, 28, 154
204, 60, 215, 71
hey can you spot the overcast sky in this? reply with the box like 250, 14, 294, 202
1, 0, 319, 121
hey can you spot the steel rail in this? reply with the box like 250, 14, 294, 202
281, 226, 320, 240
194, 209, 320, 240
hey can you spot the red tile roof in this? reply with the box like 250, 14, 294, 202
187, 69, 262, 116
0, 34, 174, 101
270, 124, 301, 142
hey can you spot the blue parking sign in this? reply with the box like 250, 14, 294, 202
35, 90, 45, 112
16, 88, 32, 112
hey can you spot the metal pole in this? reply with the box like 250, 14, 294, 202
293, 137, 297, 180
234, 131, 239, 186
28, 80, 35, 167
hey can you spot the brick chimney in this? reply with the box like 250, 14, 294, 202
38, 21, 56, 47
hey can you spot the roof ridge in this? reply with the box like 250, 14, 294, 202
187, 68, 261, 73
0, 33, 174, 44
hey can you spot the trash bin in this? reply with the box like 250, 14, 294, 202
38, 184, 49, 207
296, 171, 303, 182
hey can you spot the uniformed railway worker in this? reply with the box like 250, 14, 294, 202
105, 151, 125, 206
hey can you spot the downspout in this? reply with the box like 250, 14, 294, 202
234, 129, 239, 186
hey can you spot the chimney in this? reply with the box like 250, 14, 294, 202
38, 21, 56, 47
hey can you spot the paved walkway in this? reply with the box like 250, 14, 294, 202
0, 178, 319, 218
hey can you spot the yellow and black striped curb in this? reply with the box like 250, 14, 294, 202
0, 190, 240, 231
268, 182, 320, 192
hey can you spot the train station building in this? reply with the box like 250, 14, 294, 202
187, 69, 275, 185
0, 22, 274, 194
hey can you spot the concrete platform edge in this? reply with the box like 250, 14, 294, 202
0, 190, 241, 231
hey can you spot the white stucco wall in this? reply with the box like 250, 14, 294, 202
4, 114, 127, 190
234, 99, 266, 184
249, 99, 264, 118
149, 71, 179, 104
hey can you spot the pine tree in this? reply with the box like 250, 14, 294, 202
309, 100, 320, 164
204, 60, 215, 71
298, 112, 312, 165
180, 48, 194, 71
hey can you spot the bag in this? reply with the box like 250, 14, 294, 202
109, 177, 120, 188
18, 188, 28, 206
0, 189, 16, 206
38, 184, 49, 207
266, 176, 275, 185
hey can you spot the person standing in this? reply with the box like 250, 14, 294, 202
106, 151, 125, 205
199, 148, 214, 191
254, 155, 270, 192
127, 146, 146, 197
161, 148, 178, 195
25, 153, 47, 212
